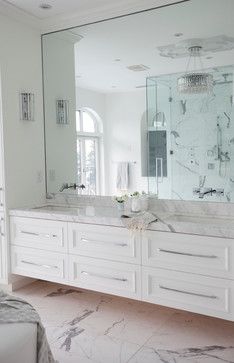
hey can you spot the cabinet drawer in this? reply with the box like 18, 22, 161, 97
11, 246, 68, 283
10, 217, 68, 252
69, 255, 141, 300
142, 267, 234, 321
143, 231, 234, 279
68, 223, 140, 264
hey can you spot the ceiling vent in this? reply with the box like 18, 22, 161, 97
127, 64, 150, 72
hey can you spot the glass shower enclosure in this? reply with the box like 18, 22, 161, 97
146, 65, 234, 202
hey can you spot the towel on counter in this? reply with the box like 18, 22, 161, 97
0, 291, 55, 363
122, 211, 157, 231
116, 162, 129, 190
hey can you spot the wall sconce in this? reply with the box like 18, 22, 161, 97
56, 100, 69, 125
19, 92, 34, 121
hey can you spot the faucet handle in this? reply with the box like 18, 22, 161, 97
69, 183, 77, 190
69, 183, 86, 190
216, 188, 224, 196
78, 184, 86, 189
59, 183, 69, 192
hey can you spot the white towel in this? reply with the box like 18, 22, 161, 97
116, 162, 129, 190
122, 211, 157, 231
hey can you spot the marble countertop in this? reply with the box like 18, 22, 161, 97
9, 204, 234, 239
9, 205, 234, 238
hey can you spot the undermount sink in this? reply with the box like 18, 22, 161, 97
166, 213, 233, 226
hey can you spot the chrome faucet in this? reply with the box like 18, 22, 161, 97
59, 183, 85, 192
193, 187, 224, 199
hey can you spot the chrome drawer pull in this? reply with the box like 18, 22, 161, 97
159, 285, 218, 299
21, 231, 39, 236
21, 260, 58, 269
20, 231, 57, 238
158, 248, 217, 259
81, 270, 128, 282
81, 237, 128, 247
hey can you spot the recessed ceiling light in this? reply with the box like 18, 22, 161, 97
39, 3, 52, 10
174, 32, 183, 37
127, 64, 150, 72
114, 58, 121, 62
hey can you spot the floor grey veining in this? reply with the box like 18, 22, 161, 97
13, 281, 234, 363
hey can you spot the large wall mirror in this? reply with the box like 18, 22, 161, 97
42, 0, 234, 202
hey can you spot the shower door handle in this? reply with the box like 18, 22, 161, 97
156, 158, 163, 183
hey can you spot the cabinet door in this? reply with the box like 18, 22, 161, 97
143, 231, 234, 279
11, 246, 68, 283
10, 217, 68, 253
69, 255, 141, 300
68, 223, 141, 264
142, 267, 234, 321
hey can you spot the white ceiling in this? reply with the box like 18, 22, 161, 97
2, 0, 127, 19
0, 0, 187, 32
60, 0, 234, 93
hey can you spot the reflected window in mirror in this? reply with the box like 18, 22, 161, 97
76, 108, 103, 195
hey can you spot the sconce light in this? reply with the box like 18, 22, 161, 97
19, 92, 34, 121
56, 100, 69, 125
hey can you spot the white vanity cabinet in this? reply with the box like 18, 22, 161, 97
11, 245, 69, 283
142, 268, 234, 321
69, 255, 141, 299
10, 217, 68, 253
142, 231, 234, 279
10, 216, 234, 321
142, 230, 234, 321
68, 223, 141, 264
68, 223, 141, 299
10, 217, 69, 283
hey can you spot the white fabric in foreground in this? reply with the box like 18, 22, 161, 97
0, 323, 37, 363
0, 291, 55, 363
122, 211, 157, 231
116, 162, 129, 190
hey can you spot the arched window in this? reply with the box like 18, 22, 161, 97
76, 108, 102, 195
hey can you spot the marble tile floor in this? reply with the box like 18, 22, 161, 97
13, 280, 234, 363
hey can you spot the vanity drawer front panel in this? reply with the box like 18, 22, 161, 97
10, 217, 68, 252
68, 223, 140, 264
143, 231, 233, 279
142, 267, 234, 321
69, 255, 141, 299
11, 246, 68, 283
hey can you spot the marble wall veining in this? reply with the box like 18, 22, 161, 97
148, 65, 234, 203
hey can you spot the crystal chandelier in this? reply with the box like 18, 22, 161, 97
177, 46, 213, 94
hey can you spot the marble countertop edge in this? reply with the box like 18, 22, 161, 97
8, 206, 234, 239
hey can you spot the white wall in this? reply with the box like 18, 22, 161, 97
0, 14, 45, 285
76, 87, 106, 123
0, 14, 45, 208
43, 34, 77, 194
105, 90, 148, 195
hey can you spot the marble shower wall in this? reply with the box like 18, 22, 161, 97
148, 66, 234, 202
